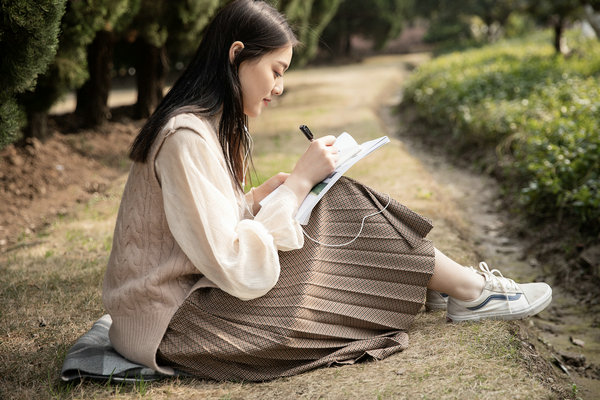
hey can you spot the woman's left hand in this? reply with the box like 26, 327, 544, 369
250, 172, 289, 214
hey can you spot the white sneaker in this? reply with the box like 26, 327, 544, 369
446, 262, 552, 322
425, 290, 448, 311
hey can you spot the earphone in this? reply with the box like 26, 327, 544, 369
242, 124, 391, 247
302, 194, 391, 247
242, 125, 253, 188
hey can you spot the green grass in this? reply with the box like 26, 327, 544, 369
403, 29, 600, 237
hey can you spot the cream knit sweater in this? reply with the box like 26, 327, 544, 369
102, 114, 304, 373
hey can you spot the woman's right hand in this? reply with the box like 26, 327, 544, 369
284, 135, 338, 205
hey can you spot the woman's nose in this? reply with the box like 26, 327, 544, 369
272, 80, 284, 96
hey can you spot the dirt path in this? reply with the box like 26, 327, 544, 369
390, 118, 600, 399
379, 73, 600, 399
1, 54, 586, 399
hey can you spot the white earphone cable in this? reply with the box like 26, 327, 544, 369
242, 125, 253, 188
302, 193, 392, 247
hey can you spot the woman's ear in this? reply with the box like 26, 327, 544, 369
229, 41, 245, 64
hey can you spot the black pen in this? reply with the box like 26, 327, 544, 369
299, 125, 314, 141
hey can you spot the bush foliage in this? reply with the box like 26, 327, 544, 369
0, 0, 66, 146
403, 31, 600, 235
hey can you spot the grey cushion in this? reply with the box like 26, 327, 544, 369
61, 315, 174, 383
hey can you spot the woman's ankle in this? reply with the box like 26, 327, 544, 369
453, 273, 485, 302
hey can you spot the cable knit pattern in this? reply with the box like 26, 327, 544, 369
102, 114, 303, 374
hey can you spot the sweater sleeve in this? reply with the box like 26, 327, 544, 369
155, 128, 303, 300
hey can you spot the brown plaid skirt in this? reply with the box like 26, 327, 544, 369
157, 177, 435, 381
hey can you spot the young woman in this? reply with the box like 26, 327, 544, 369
102, 0, 552, 381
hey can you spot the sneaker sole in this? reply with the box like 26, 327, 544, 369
446, 291, 552, 323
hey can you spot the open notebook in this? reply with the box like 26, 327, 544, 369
260, 132, 389, 224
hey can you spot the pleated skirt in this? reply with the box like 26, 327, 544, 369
157, 177, 435, 381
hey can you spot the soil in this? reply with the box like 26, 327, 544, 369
0, 114, 141, 249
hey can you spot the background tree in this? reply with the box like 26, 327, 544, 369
129, 0, 222, 119
467, 0, 517, 42
411, 0, 525, 47
320, 0, 412, 57
523, 0, 582, 53
166, 0, 224, 66
0, 0, 66, 147
411, 0, 474, 46
18, 0, 124, 139
74, 0, 141, 128
582, 0, 600, 37
277, 0, 343, 66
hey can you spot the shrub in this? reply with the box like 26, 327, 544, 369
0, 0, 66, 147
403, 30, 600, 235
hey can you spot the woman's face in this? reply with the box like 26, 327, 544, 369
238, 45, 293, 118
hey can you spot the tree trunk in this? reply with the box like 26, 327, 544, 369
134, 39, 168, 119
332, 23, 351, 57
554, 17, 564, 54
341, 32, 352, 57
75, 30, 115, 127
23, 111, 49, 140
583, 4, 600, 38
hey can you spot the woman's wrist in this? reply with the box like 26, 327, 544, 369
282, 174, 313, 206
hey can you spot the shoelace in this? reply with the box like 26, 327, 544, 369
472, 262, 519, 314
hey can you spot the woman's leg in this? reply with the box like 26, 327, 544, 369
428, 248, 553, 322
428, 248, 484, 301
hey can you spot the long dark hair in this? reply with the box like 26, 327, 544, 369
129, 0, 298, 186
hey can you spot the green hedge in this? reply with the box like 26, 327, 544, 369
403, 31, 600, 235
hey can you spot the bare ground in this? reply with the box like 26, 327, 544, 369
0, 54, 584, 399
